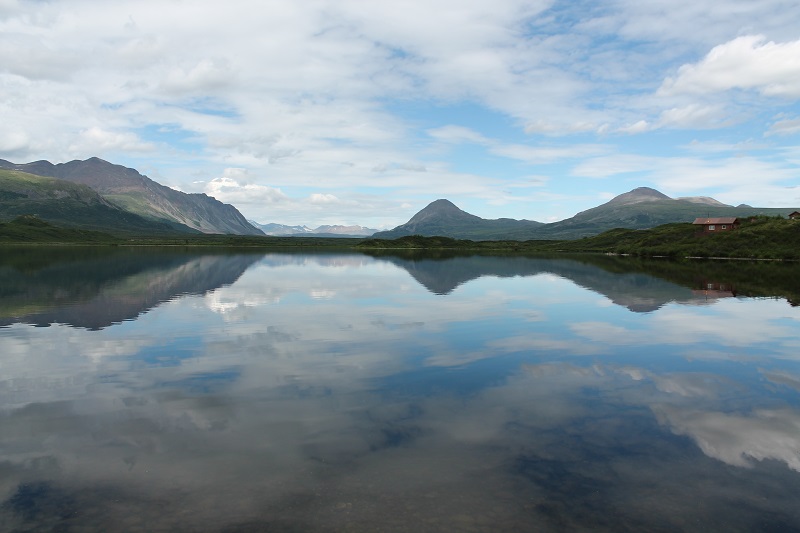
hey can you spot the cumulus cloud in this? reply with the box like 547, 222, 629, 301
659, 35, 800, 97
3, 0, 800, 224
205, 174, 289, 205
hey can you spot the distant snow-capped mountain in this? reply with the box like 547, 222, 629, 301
249, 221, 377, 237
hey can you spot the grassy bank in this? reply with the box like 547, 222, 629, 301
358, 216, 800, 260
4, 214, 800, 260
0, 215, 363, 248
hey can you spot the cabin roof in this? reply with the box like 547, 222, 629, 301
692, 217, 739, 225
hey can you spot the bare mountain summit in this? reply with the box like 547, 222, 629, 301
406, 199, 483, 226
677, 196, 732, 207
606, 187, 672, 205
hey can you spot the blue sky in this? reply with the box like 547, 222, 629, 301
1, 0, 799, 228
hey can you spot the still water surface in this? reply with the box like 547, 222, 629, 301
1, 248, 800, 532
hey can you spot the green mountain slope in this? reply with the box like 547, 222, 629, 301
0, 158, 264, 236
516, 187, 795, 240
550, 216, 800, 259
0, 214, 118, 243
377, 188, 799, 241
0, 169, 196, 235
360, 216, 800, 260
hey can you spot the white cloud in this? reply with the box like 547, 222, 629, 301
617, 120, 650, 134
656, 104, 728, 129
68, 127, 156, 153
160, 58, 235, 95
0, 130, 29, 154
659, 35, 800, 97
490, 143, 609, 164
524, 119, 600, 135
572, 153, 798, 201
427, 125, 491, 145
2, 0, 800, 224
205, 176, 289, 205
767, 116, 800, 136
309, 193, 339, 204
571, 154, 654, 177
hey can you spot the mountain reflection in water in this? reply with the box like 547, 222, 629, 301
0, 247, 261, 329
370, 252, 799, 311
1, 249, 800, 532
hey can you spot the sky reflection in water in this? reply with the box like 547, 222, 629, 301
1, 250, 800, 532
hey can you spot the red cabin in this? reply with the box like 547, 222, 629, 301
692, 217, 739, 233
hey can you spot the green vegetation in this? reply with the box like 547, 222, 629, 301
3, 207, 799, 263
373, 193, 798, 241
513, 198, 795, 240
0, 169, 196, 235
555, 216, 800, 259
0, 215, 120, 243
0, 211, 364, 248
359, 217, 800, 260
1, 158, 265, 236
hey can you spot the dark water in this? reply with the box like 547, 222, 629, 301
1, 247, 800, 532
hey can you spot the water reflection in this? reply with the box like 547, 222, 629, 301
367, 251, 800, 310
0, 247, 261, 329
1, 249, 799, 531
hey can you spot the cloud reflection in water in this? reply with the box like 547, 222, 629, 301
1, 251, 800, 531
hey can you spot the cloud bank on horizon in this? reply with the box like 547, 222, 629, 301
1, 0, 799, 227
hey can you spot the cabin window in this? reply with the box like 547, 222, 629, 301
708, 225, 715, 231
721, 225, 727, 229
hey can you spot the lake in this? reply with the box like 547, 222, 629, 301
1, 247, 800, 532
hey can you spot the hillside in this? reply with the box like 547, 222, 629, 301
0, 214, 119, 243
550, 216, 800, 259
0, 169, 196, 235
0, 158, 263, 236
373, 199, 544, 240
377, 189, 799, 241
518, 187, 793, 240
360, 216, 800, 260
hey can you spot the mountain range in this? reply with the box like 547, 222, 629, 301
373, 188, 798, 241
0, 158, 263, 235
2, 157, 798, 241
249, 221, 377, 237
